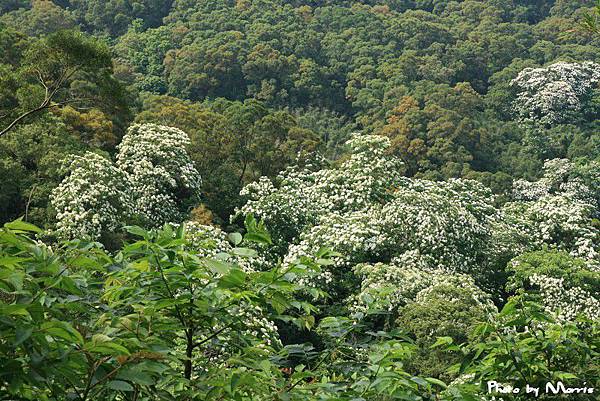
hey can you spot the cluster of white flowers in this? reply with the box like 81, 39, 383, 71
51, 152, 133, 240
184, 221, 231, 258
511, 61, 600, 126
238, 134, 404, 244
287, 181, 497, 291
500, 159, 599, 262
195, 301, 281, 369
350, 250, 496, 316
239, 134, 499, 297
377, 180, 495, 275
184, 221, 268, 272
52, 124, 202, 240
117, 124, 202, 227
528, 273, 600, 322
232, 302, 281, 348
239, 133, 599, 330
513, 159, 594, 203
170, 224, 281, 367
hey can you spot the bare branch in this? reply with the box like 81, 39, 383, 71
0, 97, 92, 139
25, 184, 37, 222
0, 105, 49, 138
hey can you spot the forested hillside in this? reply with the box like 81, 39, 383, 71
0, 1, 599, 400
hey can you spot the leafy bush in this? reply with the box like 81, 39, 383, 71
445, 298, 600, 400
0, 218, 449, 400
396, 282, 495, 382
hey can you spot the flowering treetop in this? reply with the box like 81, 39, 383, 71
52, 124, 202, 240
511, 61, 600, 127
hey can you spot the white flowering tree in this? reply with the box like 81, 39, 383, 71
350, 253, 495, 319
497, 159, 599, 263
237, 134, 404, 247
51, 152, 133, 241
511, 61, 600, 127
117, 124, 202, 227
508, 251, 600, 322
184, 220, 270, 272
52, 124, 202, 241
238, 134, 500, 299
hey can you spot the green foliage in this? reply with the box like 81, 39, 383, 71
0, 219, 449, 400
579, 0, 600, 35
0, 219, 114, 400
396, 283, 494, 381
0, 120, 85, 225
379, 82, 491, 178
0, 0, 76, 36
68, 0, 174, 36
508, 250, 598, 295
51, 123, 202, 242
447, 298, 600, 400
1, 2, 600, 399
0, 29, 130, 138
2, 0, 600, 228
507, 250, 600, 321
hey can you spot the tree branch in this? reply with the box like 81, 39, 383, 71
0, 105, 51, 138
0, 66, 84, 138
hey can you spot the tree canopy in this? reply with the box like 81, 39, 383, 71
1, 1, 599, 400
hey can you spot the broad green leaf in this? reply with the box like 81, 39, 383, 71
555, 372, 578, 380
499, 299, 517, 317
117, 369, 154, 386
228, 232, 243, 246
411, 376, 429, 387
41, 321, 83, 345
14, 326, 33, 346
218, 269, 246, 288
130, 260, 150, 272
431, 337, 454, 349
425, 377, 447, 388
107, 380, 134, 391
4, 220, 42, 233
231, 247, 258, 258
0, 257, 27, 267
124, 226, 148, 238
204, 259, 232, 275
244, 232, 272, 245
85, 341, 130, 355
0, 304, 30, 317
175, 223, 185, 240
268, 291, 291, 314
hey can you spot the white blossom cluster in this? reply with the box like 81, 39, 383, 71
500, 159, 599, 262
511, 61, 600, 126
184, 221, 232, 259
232, 302, 281, 348
175, 225, 281, 367
239, 133, 600, 330
195, 302, 281, 369
528, 273, 600, 322
52, 124, 202, 240
117, 124, 202, 227
237, 134, 405, 244
51, 152, 133, 240
377, 179, 495, 275
184, 221, 268, 272
513, 159, 594, 203
239, 134, 499, 296
284, 178, 497, 292
350, 251, 496, 317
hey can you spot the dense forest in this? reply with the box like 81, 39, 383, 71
0, 1, 599, 400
